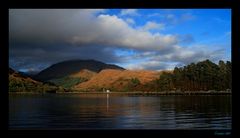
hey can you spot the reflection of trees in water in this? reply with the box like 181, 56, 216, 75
171, 96, 232, 128
9, 94, 232, 128
172, 96, 231, 115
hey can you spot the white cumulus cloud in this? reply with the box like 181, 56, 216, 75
70, 14, 178, 51
141, 21, 165, 31
125, 18, 135, 24
120, 9, 140, 16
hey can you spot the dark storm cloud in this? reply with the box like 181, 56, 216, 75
9, 42, 121, 71
9, 9, 122, 71
9, 9, 228, 71
9, 9, 179, 71
9, 9, 103, 45
9, 9, 179, 50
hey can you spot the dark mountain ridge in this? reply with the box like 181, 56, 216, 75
34, 59, 125, 81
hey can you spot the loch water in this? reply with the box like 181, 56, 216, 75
9, 94, 231, 129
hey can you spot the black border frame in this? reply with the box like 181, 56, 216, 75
2, 0, 239, 137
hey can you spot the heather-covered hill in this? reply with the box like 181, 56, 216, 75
74, 69, 162, 91
70, 69, 97, 79
9, 68, 64, 93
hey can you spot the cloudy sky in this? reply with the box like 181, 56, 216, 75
9, 9, 231, 73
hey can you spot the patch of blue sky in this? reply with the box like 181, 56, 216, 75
117, 58, 150, 70
114, 48, 137, 57
103, 9, 120, 16
108, 9, 231, 60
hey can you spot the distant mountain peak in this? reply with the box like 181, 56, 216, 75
34, 59, 125, 81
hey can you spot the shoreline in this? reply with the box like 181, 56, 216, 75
9, 91, 232, 95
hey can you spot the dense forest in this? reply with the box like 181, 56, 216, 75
153, 59, 231, 91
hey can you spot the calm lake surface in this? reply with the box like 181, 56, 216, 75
9, 94, 231, 129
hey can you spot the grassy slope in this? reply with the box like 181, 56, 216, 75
48, 76, 88, 89
47, 69, 97, 89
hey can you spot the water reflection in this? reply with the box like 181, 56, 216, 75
9, 94, 231, 129
106, 94, 109, 112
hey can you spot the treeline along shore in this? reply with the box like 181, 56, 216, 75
9, 91, 231, 96
9, 59, 231, 94
57, 90, 232, 95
